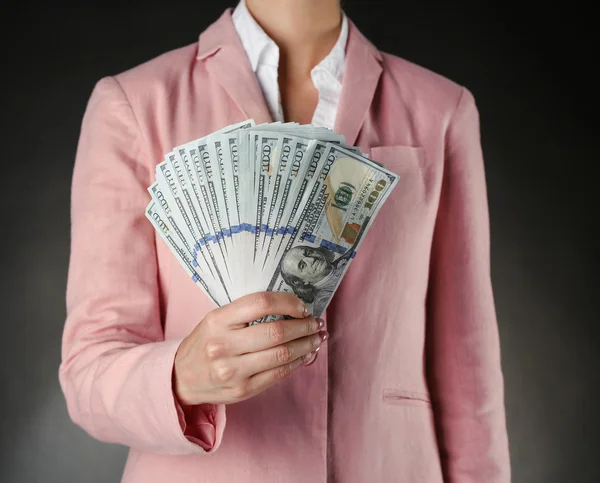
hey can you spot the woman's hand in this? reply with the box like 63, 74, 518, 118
173, 292, 327, 406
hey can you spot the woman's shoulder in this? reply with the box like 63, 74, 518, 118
378, 50, 466, 114
112, 10, 232, 97
112, 41, 200, 94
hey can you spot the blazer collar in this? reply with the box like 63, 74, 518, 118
333, 20, 383, 146
197, 9, 383, 145
197, 8, 272, 124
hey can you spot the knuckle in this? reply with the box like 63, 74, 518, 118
232, 383, 249, 400
205, 341, 225, 360
254, 292, 273, 312
275, 363, 292, 381
274, 345, 292, 364
202, 311, 218, 330
305, 318, 315, 335
267, 322, 285, 343
213, 361, 236, 382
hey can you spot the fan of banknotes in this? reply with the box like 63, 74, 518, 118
145, 120, 398, 322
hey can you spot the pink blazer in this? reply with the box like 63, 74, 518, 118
60, 9, 510, 483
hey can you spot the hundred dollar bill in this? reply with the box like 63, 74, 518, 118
174, 144, 235, 297
147, 180, 234, 305
258, 144, 399, 321
210, 131, 253, 242
218, 133, 243, 232
185, 143, 233, 292
255, 123, 345, 145
160, 151, 234, 298
202, 120, 254, 298
148, 181, 208, 277
145, 119, 399, 315
260, 140, 320, 268
267, 141, 330, 266
154, 162, 202, 258
253, 133, 281, 263
256, 135, 293, 262
221, 119, 255, 134
213, 137, 234, 237
258, 136, 311, 269
235, 130, 256, 290
145, 201, 227, 305
163, 153, 214, 271
198, 141, 232, 253
188, 120, 254, 248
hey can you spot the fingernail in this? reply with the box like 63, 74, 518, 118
316, 318, 325, 329
302, 351, 318, 366
319, 330, 328, 341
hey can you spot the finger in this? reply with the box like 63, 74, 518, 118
244, 357, 305, 396
229, 316, 325, 354
238, 331, 328, 378
208, 292, 308, 328
302, 350, 319, 366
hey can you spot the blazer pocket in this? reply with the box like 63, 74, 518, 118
368, 145, 429, 218
368, 145, 426, 177
382, 388, 432, 408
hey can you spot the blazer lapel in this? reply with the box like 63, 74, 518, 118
196, 9, 272, 125
197, 11, 383, 141
335, 21, 383, 146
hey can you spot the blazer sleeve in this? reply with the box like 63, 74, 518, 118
59, 77, 226, 455
426, 87, 511, 482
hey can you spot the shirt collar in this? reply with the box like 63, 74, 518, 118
232, 0, 348, 83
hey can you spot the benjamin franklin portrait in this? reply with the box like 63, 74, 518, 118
279, 245, 350, 316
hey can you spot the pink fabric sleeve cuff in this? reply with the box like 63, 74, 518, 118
145, 338, 227, 455
174, 398, 227, 452
169, 339, 227, 453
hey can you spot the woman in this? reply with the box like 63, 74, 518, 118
59, 0, 511, 481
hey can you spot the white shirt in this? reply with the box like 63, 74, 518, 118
232, 0, 348, 129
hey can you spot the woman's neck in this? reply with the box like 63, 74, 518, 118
245, 0, 342, 78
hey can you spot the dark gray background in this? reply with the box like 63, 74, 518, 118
0, 1, 596, 482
